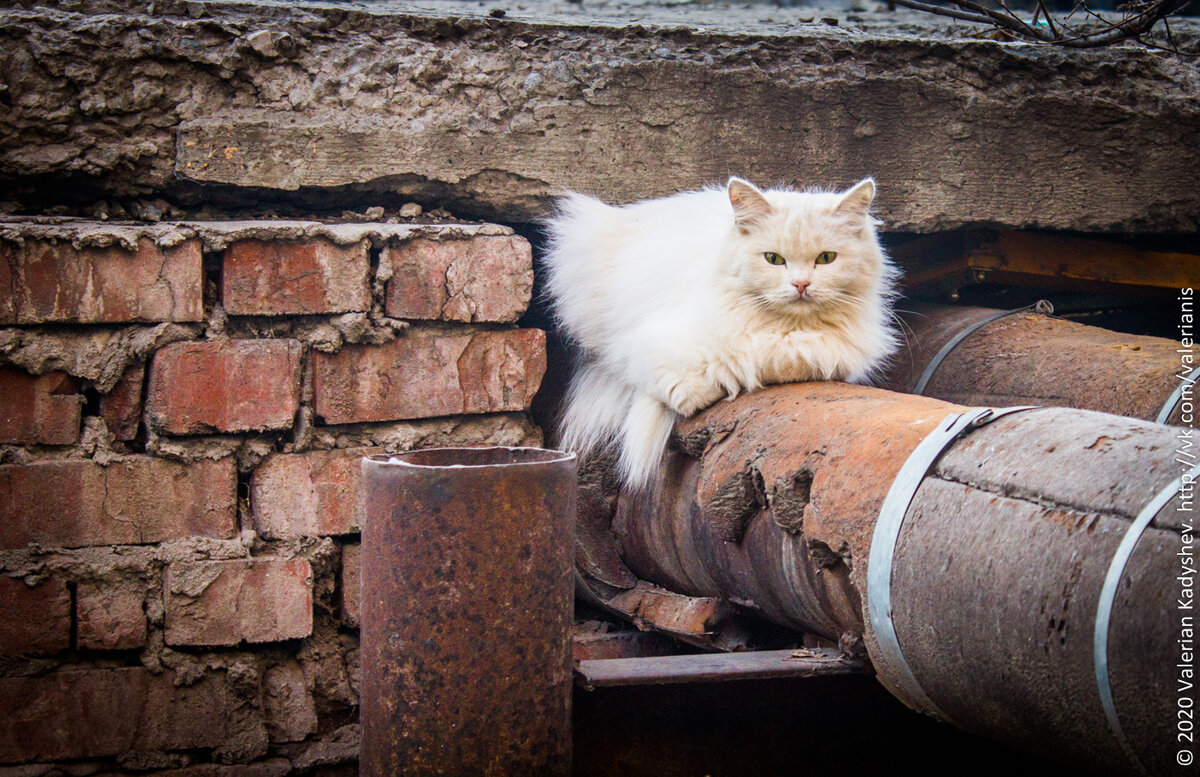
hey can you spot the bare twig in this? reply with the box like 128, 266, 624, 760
950, 0, 1055, 38
994, 0, 1047, 37
1138, 11, 1200, 53
888, 0, 1196, 49
1034, 0, 1059, 36
887, 0, 995, 25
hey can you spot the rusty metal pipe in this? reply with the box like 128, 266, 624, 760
361, 447, 576, 777
879, 302, 1187, 423
609, 382, 1191, 776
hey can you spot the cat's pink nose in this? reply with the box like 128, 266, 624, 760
793, 280, 810, 296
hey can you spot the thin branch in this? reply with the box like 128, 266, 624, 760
993, 0, 1046, 38
1137, 11, 1200, 53
888, 0, 1194, 49
887, 0, 996, 26
952, 0, 1056, 39
1035, 0, 1059, 37
1052, 3, 1172, 46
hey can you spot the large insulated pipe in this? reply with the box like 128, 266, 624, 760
609, 382, 1193, 776
878, 302, 1191, 424
361, 447, 576, 777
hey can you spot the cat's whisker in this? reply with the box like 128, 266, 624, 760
823, 287, 873, 302
890, 310, 917, 351
822, 290, 875, 309
728, 293, 778, 317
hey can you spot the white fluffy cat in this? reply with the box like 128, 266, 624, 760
542, 177, 900, 488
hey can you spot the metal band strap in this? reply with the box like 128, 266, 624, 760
1094, 461, 1200, 777
912, 300, 1055, 396
867, 405, 1039, 721
1155, 365, 1199, 425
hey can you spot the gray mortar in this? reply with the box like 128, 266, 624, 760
0, 323, 200, 393
1, 0, 1198, 232
0, 218, 513, 251
134, 429, 274, 469
0, 537, 254, 584
136, 411, 540, 465
307, 411, 543, 449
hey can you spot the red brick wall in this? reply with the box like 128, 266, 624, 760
0, 220, 545, 775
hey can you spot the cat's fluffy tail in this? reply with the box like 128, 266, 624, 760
617, 393, 677, 488
540, 192, 617, 344
559, 364, 675, 490
546, 193, 676, 487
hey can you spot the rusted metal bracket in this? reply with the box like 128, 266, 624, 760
911, 301, 1054, 396
1094, 460, 1200, 777
867, 405, 1039, 722
575, 647, 867, 690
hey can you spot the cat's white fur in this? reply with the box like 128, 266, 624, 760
542, 177, 900, 488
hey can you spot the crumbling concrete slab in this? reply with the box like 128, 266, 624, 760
1, 0, 1198, 232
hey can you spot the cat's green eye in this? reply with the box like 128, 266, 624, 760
815, 251, 837, 265
763, 252, 786, 266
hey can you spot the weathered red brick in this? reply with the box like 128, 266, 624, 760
100, 361, 146, 441
0, 667, 236, 762
1, 238, 202, 324
341, 543, 360, 628
385, 236, 533, 322
0, 576, 70, 655
250, 448, 378, 539
0, 457, 237, 550
312, 328, 546, 425
77, 578, 148, 651
262, 661, 318, 743
146, 339, 303, 434
164, 559, 313, 646
223, 239, 371, 315
0, 368, 82, 445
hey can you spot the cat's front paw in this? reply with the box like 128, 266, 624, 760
656, 372, 723, 417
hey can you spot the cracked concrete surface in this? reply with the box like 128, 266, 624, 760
1, 0, 1198, 231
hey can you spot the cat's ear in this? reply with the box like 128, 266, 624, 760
728, 178, 772, 233
834, 178, 876, 220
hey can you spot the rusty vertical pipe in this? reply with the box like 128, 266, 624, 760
607, 382, 1191, 776
879, 302, 1186, 423
361, 447, 576, 777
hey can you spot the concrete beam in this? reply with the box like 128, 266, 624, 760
2, 0, 1199, 232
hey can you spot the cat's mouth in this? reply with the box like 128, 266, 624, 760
771, 291, 821, 316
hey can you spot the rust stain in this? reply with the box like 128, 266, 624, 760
360, 448, 575, 777
880, 302, 1180, 422
609, 382, 962, 640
